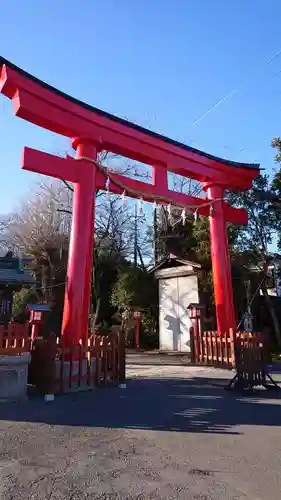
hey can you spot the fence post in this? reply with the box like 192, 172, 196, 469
0, 325, 4, 350
119, 330, 126, 383
30, 337, 57, 396
229, 328, 236, 368
189, 327, 195, 363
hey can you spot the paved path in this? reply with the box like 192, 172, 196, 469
126, 351, 194, 365
1, 359, 281, 499
126, 352, 233, 379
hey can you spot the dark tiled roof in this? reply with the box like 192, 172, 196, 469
149, 254, 201, 274
0, 268, 35, 285
0, 257, 35, 285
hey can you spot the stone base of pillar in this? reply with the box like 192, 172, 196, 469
0, 353, 30, 402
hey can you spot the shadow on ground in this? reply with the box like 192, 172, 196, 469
0, 376, 281, 435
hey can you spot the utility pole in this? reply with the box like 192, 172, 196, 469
153, 206, 158, 266
134, 203, 138, 267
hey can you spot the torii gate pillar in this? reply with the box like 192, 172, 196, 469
204, 183, 236, 334
61, 138, 98, 346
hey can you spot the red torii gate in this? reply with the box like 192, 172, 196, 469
0, 57, 260, 344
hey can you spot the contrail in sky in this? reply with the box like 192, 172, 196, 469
191, 47, 281, 128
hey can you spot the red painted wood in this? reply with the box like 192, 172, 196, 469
0, 59, 261, 345
61, 139, 98, 346
22, 147, 79, 182
22, 147, 248, 224
0, 63, 259, 190
207, 185, 236, 335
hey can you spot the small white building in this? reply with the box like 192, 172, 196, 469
151, 255, 201, 352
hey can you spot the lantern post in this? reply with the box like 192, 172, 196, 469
27, 304, 50, 342
187, 303, 205, 361
133, 310, 141, 349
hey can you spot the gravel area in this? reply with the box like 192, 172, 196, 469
0, 359, 281, 499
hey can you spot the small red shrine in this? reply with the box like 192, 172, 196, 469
0, 57, 260, 345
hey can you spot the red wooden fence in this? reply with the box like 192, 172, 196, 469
0, 322, 125, 393
29, 330, 126, 394
0, 322, 30, 354
191, 328, 235, 367
55, 332, 125, 392
191, 329, 264, 368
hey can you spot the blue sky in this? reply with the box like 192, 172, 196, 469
1, 0, 281, 213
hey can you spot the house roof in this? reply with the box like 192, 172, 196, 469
149, 254, 201, 274
0, 257, 35, 285
240, 253, 281, 273
0, 269, 35, 285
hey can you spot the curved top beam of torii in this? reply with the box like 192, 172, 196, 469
0, 56, 260, 225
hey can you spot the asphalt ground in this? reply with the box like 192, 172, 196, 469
0, 357, 281, 499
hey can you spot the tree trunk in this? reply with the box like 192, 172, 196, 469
93, 297, 101, 329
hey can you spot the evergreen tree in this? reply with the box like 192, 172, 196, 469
228, 172, 281, 346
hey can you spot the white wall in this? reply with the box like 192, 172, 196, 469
158, 273, 199, 352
